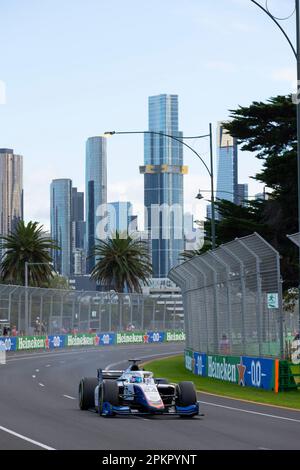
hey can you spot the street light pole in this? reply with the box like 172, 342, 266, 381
104, 126, 216, 249
24, 262, 53, 334
250, 0, 300, 338
296, 0, 300, 334
209, 123, 216, 249
25, 262, 28, 335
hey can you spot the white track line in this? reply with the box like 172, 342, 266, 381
199, 400, 300, 424
63, 395, 76, 400
38, 383, 45, 387
0, 425, 55, 450
6, 345, 183, 363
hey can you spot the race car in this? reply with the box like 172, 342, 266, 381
78, 359, 200, 418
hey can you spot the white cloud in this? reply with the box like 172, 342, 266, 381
271, 67, 297, 90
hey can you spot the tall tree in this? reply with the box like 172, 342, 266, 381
90, 231, 152, 293
0, 221, 59, 286
204, 95, 298, 290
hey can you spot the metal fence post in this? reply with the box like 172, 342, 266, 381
200, 257, 219, 354
238, 239, 263, 357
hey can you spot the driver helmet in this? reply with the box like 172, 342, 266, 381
130, 375, 143, 383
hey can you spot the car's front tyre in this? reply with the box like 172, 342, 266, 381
98, 380, 119, 417
78, 377, 98, 410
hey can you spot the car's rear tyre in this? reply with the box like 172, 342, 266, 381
176, 381, 197, 406
78, 377, 98, 410
98, 380, 119, 416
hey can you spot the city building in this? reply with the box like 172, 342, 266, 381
0, 148, 23, 236
50, 179, 72, 277
237, 183, 249, 207
71, 187, 86, 274
216, 122, 238, 205
107, 201, 133, 235
140, 94, 187, 277
85, 136, 107, 273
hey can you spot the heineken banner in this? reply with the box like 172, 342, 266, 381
241, 356, 274, 390
0, 336, 17, 351
165, 330, 186, 342
47, 335, 65, 349
116, 332, 145, 344
193, 352, 207, 377
66, 333, 96, 347
96, 333, 115, 346
184, 349, 193, 371
17, 336, 47, 350
1, 330, 185, 352
185, 351, 275, 391
146, 331, 165, 343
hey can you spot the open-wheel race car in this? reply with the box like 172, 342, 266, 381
78, 359, 200, 418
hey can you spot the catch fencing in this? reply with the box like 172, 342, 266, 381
0, 285, 183, 335
169, 232, 284, 358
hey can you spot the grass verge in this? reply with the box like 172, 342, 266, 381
145, 355, 300, 411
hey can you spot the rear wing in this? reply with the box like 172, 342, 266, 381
97, 369, 123, 381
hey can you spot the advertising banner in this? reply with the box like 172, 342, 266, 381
116, 332, 144, 344
193, 352, 207, 377
96, 333, 115, 346
241, 356, 274, 390
0, 336, 17, 351
66, 333, 96, 347
165, 331, 186, 342
207, 355, 240, 384
47, 335, 65, 349
146, 331, 165, 343
205, 353, 275, 390
17, 336, 47, 350
184, 349, 193, 371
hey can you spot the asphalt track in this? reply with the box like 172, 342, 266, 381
0, 343, 300, 450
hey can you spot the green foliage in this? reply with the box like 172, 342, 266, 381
47, 275, 70, 290
90, 231, 152, 293
204, 95, 298, 290
0, 220, 59, 286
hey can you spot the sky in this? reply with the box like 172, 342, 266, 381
0, 0, 297, 230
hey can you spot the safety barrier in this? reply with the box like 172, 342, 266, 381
0, 330, 185, 352
184, 349, 277, 391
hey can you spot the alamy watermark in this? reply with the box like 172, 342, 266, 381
95, 203, 204, 250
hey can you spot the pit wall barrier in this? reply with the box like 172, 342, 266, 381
184, 349, 278, 392
0, 330, 186, 352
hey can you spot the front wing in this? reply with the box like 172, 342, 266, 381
100, 401, 201, 417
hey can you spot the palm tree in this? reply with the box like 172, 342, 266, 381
90, 231, 152, 293
0, 221, 59, 286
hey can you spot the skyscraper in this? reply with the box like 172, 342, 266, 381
140, 94, 187, 278
216, 123, 238, 204
50, 179, 72, 277
0, 149, 23, 236
237, 183, 249, 207
71, 187, 85, 250
85, 136, 107, 273
107, 201, 133, 235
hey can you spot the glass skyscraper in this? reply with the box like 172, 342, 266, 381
50, 179, 72, 277
85, 136, 107, 273
0, 149, 23, 236
141, 94, 187, 278
107, 201, 133, 235
216, 123, 238, 205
